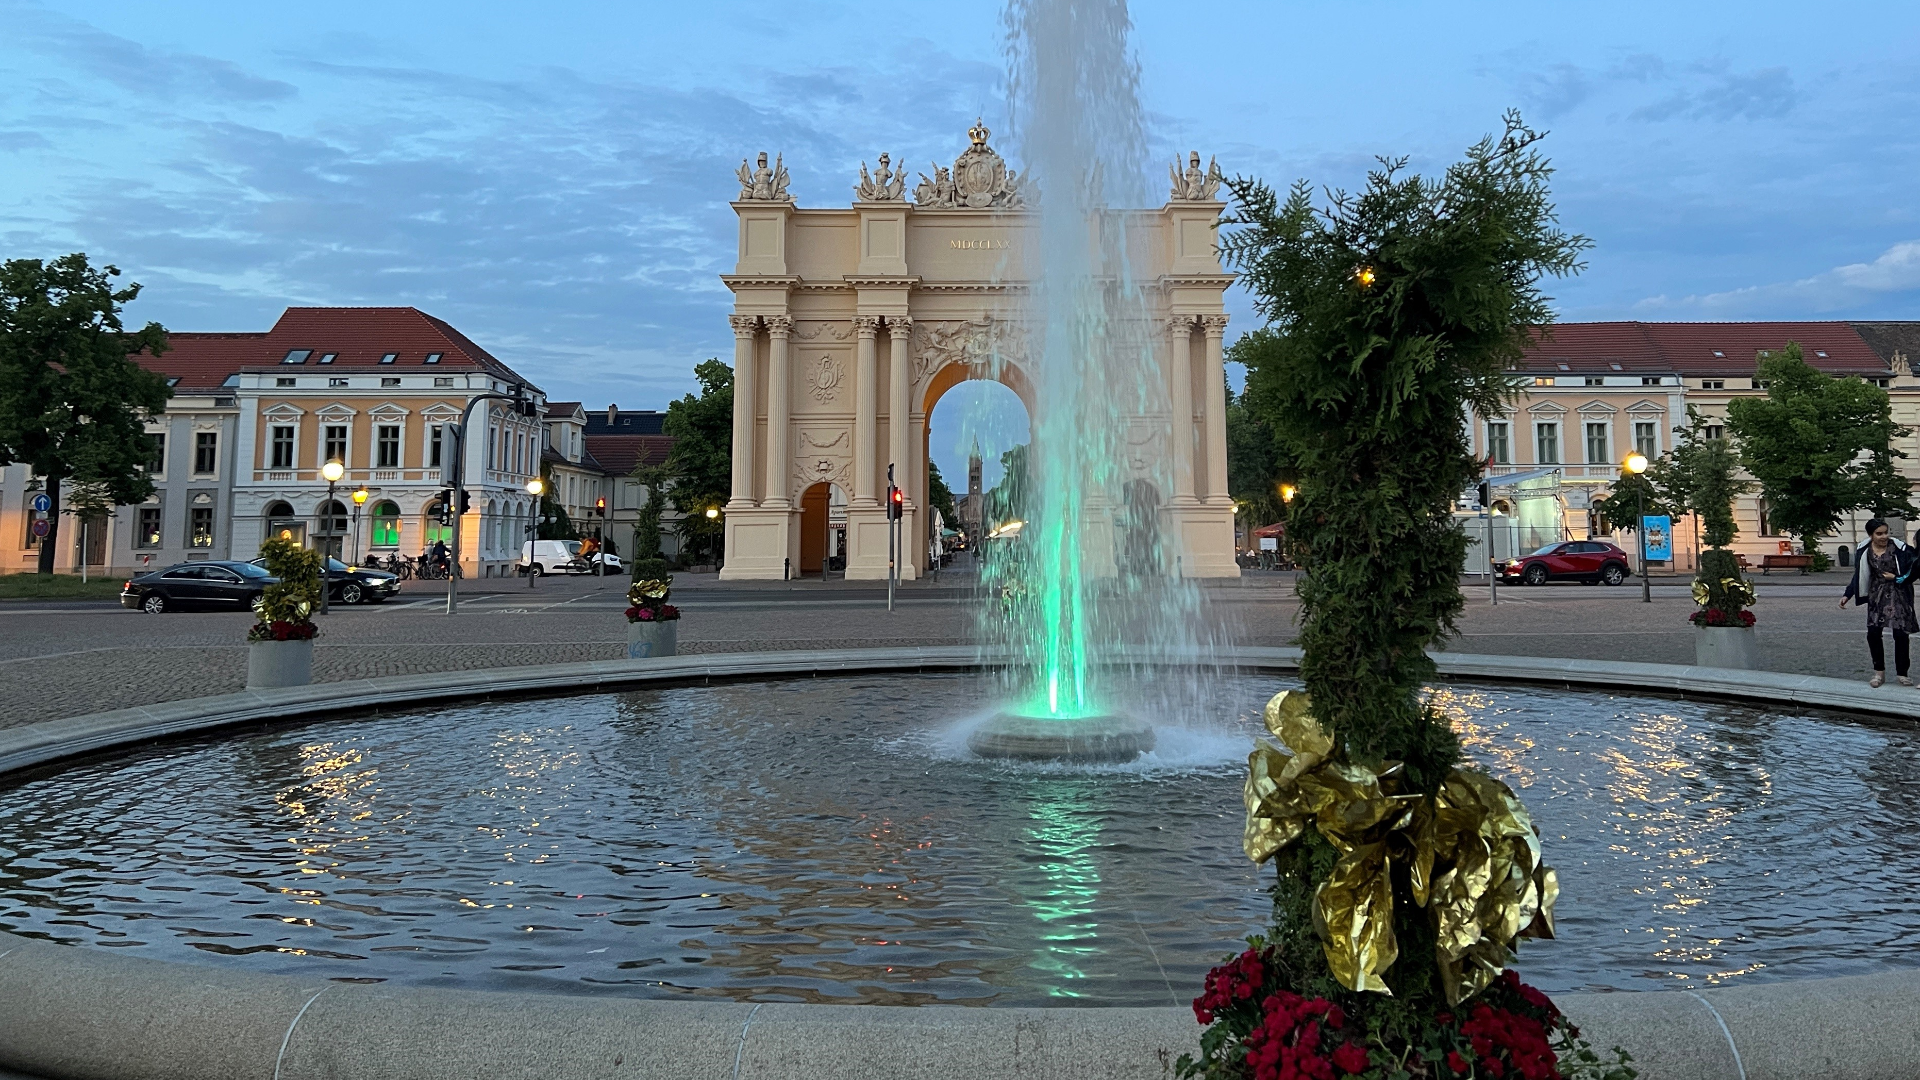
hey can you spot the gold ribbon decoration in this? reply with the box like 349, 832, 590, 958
628, 578, 672, 605
1691, 577, 1756, 607
1242, 691, 1557, 1004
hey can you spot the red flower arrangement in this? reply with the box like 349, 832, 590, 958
247, 619, 317, 643
1689, 607, 1755, 628
624, 603, 681, 623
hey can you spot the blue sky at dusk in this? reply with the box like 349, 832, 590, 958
3, 1, 1917, 483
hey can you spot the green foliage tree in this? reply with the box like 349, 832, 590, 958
535, 471, 577, 541
251, 534, 323, 640
1593, 454, 1685, 535
1726, 342, 1914, 558
1218, 111, 1588, 1020
629, 462, 669, 562
663, 358, 733, 562
982, 443, 1029, 527
1224, 369, 1293, 528
0, 254, 171, 574
927, 461, 959, 524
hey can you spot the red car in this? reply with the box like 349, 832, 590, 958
1498, 540, 1631, 586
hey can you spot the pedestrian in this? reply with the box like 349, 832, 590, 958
429, 539, 450, 576
1841, 518, 1917, 687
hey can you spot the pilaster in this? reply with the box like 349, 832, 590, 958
1200, 314, 1231, 503
763, 315, 793, 509
1167, 315, 1199, 506
726, 315, 758, 509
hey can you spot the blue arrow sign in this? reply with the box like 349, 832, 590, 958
29, 493, 50, 513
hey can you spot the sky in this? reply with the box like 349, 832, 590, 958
4, 1, 1917, 487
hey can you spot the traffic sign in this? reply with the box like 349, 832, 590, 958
30, 519, 49, 538
29, 493, 50, 513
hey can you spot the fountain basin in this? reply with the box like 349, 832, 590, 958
966, 709, 1155, 762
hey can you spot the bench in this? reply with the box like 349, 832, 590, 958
1762, 553, 1813, 575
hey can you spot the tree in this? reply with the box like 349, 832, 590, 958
1727, 342, 1914, 557
982, 443, 1029, 526
629, 462, 669, 562
1223, 366, 1293, 528
1201, 111, 1594, 1055
1593, 453, 1684, 535
662, 358, 733, 561
0, 254, 171, 574
927, 461, 958, 524
534, 473, 577, 541
1667, 407, 1756, 623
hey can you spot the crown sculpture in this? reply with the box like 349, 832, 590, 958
913, 119, 1024, 209
736, 151, 793, 202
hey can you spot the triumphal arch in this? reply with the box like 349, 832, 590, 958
719, 124, 1239, 580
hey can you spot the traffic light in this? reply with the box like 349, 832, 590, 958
1478, 481, 1491, 509
436, 490, 453, 525
887, 485, 904, 521
595, 496, 607, 517
458, 489, 472, 515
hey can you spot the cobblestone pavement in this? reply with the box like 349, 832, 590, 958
0, 569, 1894, 731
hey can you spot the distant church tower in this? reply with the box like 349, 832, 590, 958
965, 444, 984, 540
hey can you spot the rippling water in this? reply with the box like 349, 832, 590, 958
0, 674, 1915, 1005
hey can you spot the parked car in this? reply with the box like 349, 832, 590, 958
1498, 540, 1631, 586
518, 539, 623, 576
121, 560, 276, 614
248, 556, 400, 604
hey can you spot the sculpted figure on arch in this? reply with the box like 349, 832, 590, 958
736, 151, 792, 202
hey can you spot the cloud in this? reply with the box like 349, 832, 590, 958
12, 9, 295, 103
0, 130, 51, 150
1631, 65, 1795, 123
1503, 52, 1795, 124
1634, 239, 1920, 316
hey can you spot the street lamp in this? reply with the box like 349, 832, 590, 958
319, 459, 345, 615
705, 506, 721, 567
525, 476, 545, 590
1280, 484, 1296, 504
1623, 452, 1651, 604
351, 485, 369, 565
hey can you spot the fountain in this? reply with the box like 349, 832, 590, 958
967, 0, 1192, 763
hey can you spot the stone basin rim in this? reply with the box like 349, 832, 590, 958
0, 645, 1913, 1080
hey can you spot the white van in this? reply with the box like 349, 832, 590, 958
518, 539, 624, 576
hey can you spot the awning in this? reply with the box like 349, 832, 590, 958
1253, 522, 1286, 538
1487, 468, 1562, 488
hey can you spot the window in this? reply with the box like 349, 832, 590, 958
329, 377, 349, 387
429, 425, 443, 468
424, 501, 451, 544
318, 353, 337, 364
189, 432, 217, 474
1533, 376, 1554, 387
1758, 498, 1774, 537
370, 501, 401, 547
136, 507, 162, 548
379, 353, 398, 364
381, 377, 401, 387
1701, 379, 1725, 390
269, 426, 295, 469
147, 433, 166, 473
1535, 422, 1560, 465
324, 425, 348, 464
276, 377, 297, 387
1870, 377, 1891, 389
1634, 422, 1657, 459
1585, 422, 1608, 464
434, 377, 454, 388
1706, 424, 1725, 441
424, 352, 442, 364
188, 507, 214, 548
1641, 377, 1661, 385
316, 500, 348, 542
376, 425, 401, 468
282, 350, 311, 364
1588, 505, 1613, 538
1584, 376, 1604, 387
488, 425, 498, 470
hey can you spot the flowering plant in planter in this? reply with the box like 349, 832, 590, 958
625, 558, 679, 623
247, 535, 322, 644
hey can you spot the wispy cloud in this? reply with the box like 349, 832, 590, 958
1505, 51, 1796, 124
1636, 239, 1920, 316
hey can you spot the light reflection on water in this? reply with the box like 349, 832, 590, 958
0, 674, 1916, 1004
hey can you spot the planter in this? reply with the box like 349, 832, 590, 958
247, 638, 314, 688
1694, 625, 1758, 670
626, 620, 678, 659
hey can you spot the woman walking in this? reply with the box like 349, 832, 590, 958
1841, 518, 1917, 687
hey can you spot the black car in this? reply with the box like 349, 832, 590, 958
250, 556, 400, 605
121, 561, 276, 614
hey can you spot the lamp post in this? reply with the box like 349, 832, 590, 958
1624, 452, 1651, 603
525, 476, 545, 590
320, 459, 345, 615
351, 486, 369, 565
705, 506, 720, 569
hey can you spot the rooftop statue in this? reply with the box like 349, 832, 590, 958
855, 152, 907, 202
1169, 151, 1224, 202
736, 151, 793, 202
914, 120, 1024, 209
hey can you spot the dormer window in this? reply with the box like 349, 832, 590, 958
165, 377, 181, 387
318, 353, 337, 364
221, 374, 238, 387
1815, 350, 1829, 358
1711, 350, 1725, 358
282, 349, 311, 364
379, 353, 398, 364
424, 352, 442, 364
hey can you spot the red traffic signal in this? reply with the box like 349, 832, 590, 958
595, 496, 607, 513
887, 486, 904, 521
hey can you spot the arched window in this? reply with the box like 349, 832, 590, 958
423, 501, 451, 545
370, 501, 401, 547
264, 500, 304, 545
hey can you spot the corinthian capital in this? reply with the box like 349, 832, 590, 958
886, 315, 912, 335
1165, 314, 1198, 334
764, 315, 793, 337
1199, 314, 1230, 336
728, 315, 759, 338
852, 315, 882, 338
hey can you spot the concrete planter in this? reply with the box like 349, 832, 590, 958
246, 638, 314, 688
1695, 625, 1758, 670
626, 620, 678, 659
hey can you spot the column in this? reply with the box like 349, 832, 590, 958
763, 315, 793, 509
887, 316, 913, 499
1168, 314, 1198, 505
1201, 314, 1231, 502
726, 315, 758, 507
853, 316, 881, 506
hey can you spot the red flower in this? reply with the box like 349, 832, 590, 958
1448, 1051, 1469, 1074
1331, 1041, 1369, 1074
1191, 948, 1266, 1025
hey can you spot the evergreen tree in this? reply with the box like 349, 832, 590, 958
662, 358, 733, 561
0, 254, 171, 574
1670, 407, 1756, 622
927, 461, 959, 524
1220, 111, 1587, 1016
629, 463, 669, 562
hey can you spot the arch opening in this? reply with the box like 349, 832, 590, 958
924, 370, 1032, 561
797, 482, 848, 577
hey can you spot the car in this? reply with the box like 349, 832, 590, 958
518, 539, 624, 576
121, 560, 276, 614
1498, 540, 1632, 586
247, 556, 400, 605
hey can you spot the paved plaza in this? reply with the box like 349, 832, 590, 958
0, 567, 1891, 730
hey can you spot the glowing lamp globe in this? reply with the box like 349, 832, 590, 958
321, 460, 345, 483
1623, 452, 1648, 475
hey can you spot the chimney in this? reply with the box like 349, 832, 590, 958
607, 403, 618, 427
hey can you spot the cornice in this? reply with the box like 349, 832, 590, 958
1160, 274, 1237, 288
843, 276, 922, 288
719, 276, 801, 293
